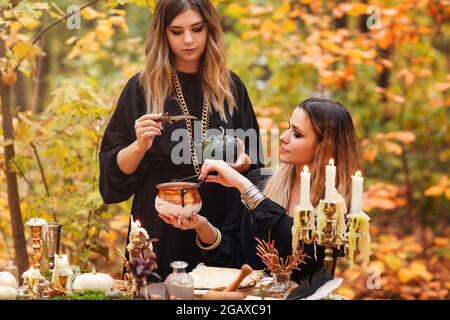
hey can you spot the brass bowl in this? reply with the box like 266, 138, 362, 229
155, 182, 202, 218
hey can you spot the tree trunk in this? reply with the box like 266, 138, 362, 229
0, 17, 29, 277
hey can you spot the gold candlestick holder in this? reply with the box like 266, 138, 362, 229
29, 225, 43, 270
323, 202, 337, 274
299, 210, 317, 245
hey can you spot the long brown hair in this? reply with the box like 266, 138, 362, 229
263, 98, 360, 208
140, 0, 236, 120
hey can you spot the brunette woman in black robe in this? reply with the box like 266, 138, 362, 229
162, 99, 360, 284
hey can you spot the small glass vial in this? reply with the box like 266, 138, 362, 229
5, 260, 19, 286
36, 278, 50, 299
164, 261, 194, 300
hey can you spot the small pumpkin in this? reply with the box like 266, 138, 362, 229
202, 127, 238, 163
72, 269, 115, 293
0, 272, 18, 289
0, 286, 18, 300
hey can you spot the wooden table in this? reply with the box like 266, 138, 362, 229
143, 281, 298, 300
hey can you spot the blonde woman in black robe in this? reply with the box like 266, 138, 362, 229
99, 0, 263, 279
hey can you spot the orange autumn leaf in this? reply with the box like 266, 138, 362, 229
81, 6, 102, 20
363, 146, 379, 163
339, 3, 368, 15
370, 260, 386, 274
364, 183, 405, 211
424, 175, 450, 198
383, 141, 403, 155
257, 117, 274, 130
1, 70, 17, 86
364, 196, 397, 211
336, 285, 356, 299
434, 237, 449, 247
410, 261, 433, 282
384, 254, 403, 271
393, 131, 416, 144
398, 268, 414, 283
434, 81, 450, 92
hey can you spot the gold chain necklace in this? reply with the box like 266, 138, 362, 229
173, 71, 210, 175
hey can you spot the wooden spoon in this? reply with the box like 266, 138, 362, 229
202, 264, 253, 300
223, 264, 253, 292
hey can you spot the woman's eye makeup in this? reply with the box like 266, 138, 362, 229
169, 25, 204, 36
288, 123, 303, 138
192, 25, 204, 32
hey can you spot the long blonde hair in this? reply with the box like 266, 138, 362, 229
140, 0, 236, 121
263, 98, 361, 208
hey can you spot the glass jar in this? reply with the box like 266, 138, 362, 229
164, 261, 194, 300
268, 271, 291, 294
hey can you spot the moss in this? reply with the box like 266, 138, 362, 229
49, 290, 132, 300
50, 291, 106, 300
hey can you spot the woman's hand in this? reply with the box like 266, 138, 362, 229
199, 159, 253, 193
134, 114, 162, 152
158, 212, 206, 231
229, 138, 251, 173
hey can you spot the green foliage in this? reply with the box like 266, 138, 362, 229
49, 290, 131, 300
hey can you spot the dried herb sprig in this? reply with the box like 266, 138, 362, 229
255, 237, 308, 273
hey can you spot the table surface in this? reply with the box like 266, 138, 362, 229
143, 281, 299, 300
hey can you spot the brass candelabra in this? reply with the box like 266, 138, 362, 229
29, 225, 43, 270
298, 210, 317, 245
323, 203, 337, 273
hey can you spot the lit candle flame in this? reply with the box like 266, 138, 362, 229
329, 158, 334, 166
303, 165, 309, 173
355, 170, 362, 177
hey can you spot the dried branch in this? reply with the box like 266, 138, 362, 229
255, 236, 308, 274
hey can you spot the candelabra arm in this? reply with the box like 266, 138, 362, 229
323, 203, 337, 274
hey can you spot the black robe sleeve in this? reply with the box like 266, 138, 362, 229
202, 188, 244, 268
99, 73, 147, 204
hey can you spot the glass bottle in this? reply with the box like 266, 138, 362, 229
164, 261, 194, 300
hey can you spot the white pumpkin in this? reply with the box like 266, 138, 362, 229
0, 272, 18, 289
72, 272, 115, 293
0, 286, 18, 300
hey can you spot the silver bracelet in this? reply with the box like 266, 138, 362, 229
241, 185, 266, 210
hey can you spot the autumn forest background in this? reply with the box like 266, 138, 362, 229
0, 0, 448, 299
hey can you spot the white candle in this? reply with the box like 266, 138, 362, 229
324, 158, 336, 202
299, 165, 313, 210
58, 255, 70, 272
130, 215, 149, 240
350, 171, 364, 214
